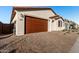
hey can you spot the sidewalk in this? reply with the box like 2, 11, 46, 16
69, 37, 79, 53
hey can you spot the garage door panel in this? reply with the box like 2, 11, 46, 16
25, 16, 48, 34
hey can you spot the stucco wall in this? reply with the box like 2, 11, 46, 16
19, 10, 55, 20
64, 22, 70, 30
51, 18, 64, 31
48, 19, 52, 32
13, 12, 25, 36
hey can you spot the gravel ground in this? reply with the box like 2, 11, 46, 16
15, 31, 78, 53
0, 34, 16, 52
0, 32, 78, 53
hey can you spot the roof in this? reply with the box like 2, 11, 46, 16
10, 7, 57, 23
64, 19, 70, 23
49, 15, 59, 18
49, 15, 64, 21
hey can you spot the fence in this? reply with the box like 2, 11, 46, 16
0, 23, 13, 34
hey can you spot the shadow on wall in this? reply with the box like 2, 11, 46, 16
0, 22, 13, 35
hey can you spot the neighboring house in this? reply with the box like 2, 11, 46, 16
69, 21, 77, 29
10, 7, 64, 36
64, 19, 70, 30
49, 15, 64, 31
77, 24, 79, 29
75, 24, 79, 29
63, 19, 79, 30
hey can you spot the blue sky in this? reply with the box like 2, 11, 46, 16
0, 6, 79, 24
50, 6, 79, 24
0, 6, 12, 23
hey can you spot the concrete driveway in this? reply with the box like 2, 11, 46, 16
69, 37, 79, 53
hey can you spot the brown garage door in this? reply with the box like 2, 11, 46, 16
25, 16, 48, 34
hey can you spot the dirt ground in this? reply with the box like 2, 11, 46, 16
0, 31, 78, 53
16, 31, 78, 53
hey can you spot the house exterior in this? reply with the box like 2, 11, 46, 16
64, 19, 70, 30
75, 24, 79, 29
63, 19, 79, 30
49, 15, 64, 31
69, 21, 77, 29
10, 7, 64, 36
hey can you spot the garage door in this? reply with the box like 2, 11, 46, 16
25, 16, 48, 34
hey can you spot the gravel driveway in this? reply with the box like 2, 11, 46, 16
15, 32, 78, 53
0, 34, 18, 52
0, 32, 78, 53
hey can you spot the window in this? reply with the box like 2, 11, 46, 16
58, 20, 62, 27
52, 20, 54, 22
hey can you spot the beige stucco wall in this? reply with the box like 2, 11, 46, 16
11, 11, 25, 36
19, 10, 55, 20
11, 10, 17, 23
16, 12, 25, 36
48, 19, 51, 32
64, 21, 70, 30
50, 18, 64, 31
